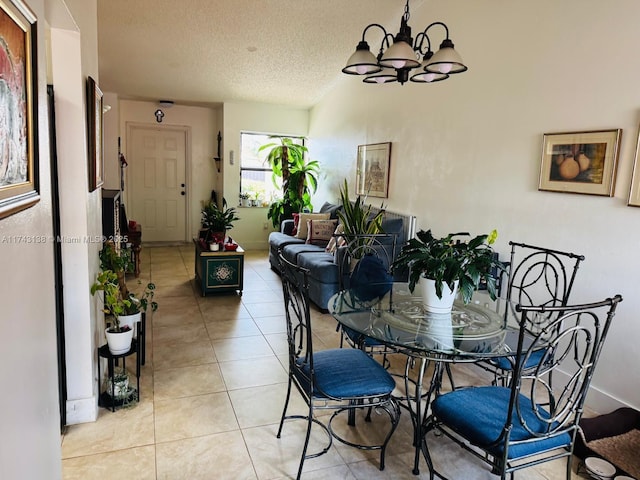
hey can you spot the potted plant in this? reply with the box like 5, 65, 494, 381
337, 179, 385, 261
201, 200, 240, 244
392, 229, 504, 313
91, 269, 158, 354
119, 280, 158, 331
259, 137, 319, 228
239, 192, 251, 207
91, 269, 135, 355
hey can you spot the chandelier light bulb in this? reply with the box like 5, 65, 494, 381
438, 63, 453, 74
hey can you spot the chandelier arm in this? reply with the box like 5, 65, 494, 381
414, 32, 433, 56
421, 21, 450, 41
360, 23, 392, 50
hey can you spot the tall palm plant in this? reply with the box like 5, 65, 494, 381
260, 137, 319, 228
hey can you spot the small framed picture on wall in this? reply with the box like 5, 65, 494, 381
356, 142, 391, 198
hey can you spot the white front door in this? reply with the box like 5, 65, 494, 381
128, 126, 187, 242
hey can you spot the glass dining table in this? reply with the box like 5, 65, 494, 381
328, 282, 518, 475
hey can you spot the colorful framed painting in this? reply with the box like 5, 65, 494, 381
0, 0, 39, 219
356, 142, 391, 198
86, 76, 104, 191
628, 123, 640, 207
538, 129, 621, 196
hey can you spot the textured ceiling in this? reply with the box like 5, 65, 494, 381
97, 0, 427, 108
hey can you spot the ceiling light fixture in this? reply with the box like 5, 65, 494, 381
342, 0, 467, 85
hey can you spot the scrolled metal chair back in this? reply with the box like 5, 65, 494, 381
506, 241, 585, 331
510, 295, 622, 441
278, 251, 313, 393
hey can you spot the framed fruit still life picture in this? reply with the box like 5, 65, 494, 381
538, 129, 621, 196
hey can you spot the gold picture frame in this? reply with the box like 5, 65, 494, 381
0, 0, 39, 219
356, 142, 391, 198
538, 129, 621, 196
628, 123, 640, 207
87, 76, 104, 191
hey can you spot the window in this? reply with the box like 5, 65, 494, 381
239, 132, 305, 206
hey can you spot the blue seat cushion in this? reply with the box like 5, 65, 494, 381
269, 232, 305, 251
349, 254, 393, 301
295, 348, 395, 399
297, 252, 339, 284
491, 348, 548, 371
281, 243, 325, 264
432, 386, 571, 459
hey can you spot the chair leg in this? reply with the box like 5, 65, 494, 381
296, 403, 314, 480
277, 377, 293, 438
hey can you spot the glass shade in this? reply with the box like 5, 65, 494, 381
379, 40, 420, 69
363, 68, 398, 84
342, 45, 381, 75
425, 39, 467, 74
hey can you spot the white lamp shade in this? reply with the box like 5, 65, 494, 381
410, 68, 448, 83
379, 40, 420, 69
342, 48, 381, 75
363, 67, 398, 84
425, 43, 467, 74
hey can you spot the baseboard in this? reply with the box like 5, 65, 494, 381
65, 396, 98, 425
554, 370, 632, 414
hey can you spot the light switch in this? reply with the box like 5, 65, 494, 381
229, 150, 235, 165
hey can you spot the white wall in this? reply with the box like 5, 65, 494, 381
309, 0, 640, 412
118, 100, 220, 239
102, 91, 120, 189
222, 102, 309, 249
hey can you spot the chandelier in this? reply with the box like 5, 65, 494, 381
342, 0, 467, 84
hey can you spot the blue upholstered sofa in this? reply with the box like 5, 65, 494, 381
269, 202, 416, 310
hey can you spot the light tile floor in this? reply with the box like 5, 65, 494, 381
61, 245, 585, 479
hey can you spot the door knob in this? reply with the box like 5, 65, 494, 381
181, 183, 185, 187
181, 191, 185, 196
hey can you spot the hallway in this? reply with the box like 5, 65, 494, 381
60, 245, 580, 479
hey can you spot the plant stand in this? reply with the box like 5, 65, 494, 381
193, 239, 244, 296
97, 338, 141, 412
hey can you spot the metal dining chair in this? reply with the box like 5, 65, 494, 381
423, 294, 623, 480
479, 241, 585, 385
335, 233, 397, 362
276, 252, 401, 480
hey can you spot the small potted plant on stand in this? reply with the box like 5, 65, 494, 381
91, 269, 135, 355
201, 200, 240, 246
392, 229, 504, 313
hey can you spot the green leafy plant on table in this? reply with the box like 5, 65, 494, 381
201, 200, 240, 242
392, 229, 505, 304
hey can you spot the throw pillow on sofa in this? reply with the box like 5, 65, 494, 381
295, 212, 330, 239
306, 219, 338, 247
325, 223, 346, 254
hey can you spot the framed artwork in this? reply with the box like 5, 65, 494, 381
538, 129, 621, 196
0, 0, 39, 219
86, 76, 104, 191
628, 123, 640, 207
356, 142, 391, 198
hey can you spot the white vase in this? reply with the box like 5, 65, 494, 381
105, 327, 134, 355
420, 277, 459, 313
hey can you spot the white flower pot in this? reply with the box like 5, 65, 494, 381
420, 277, 459, 313
105, 327, 134, 355
117, 312, 141, 333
